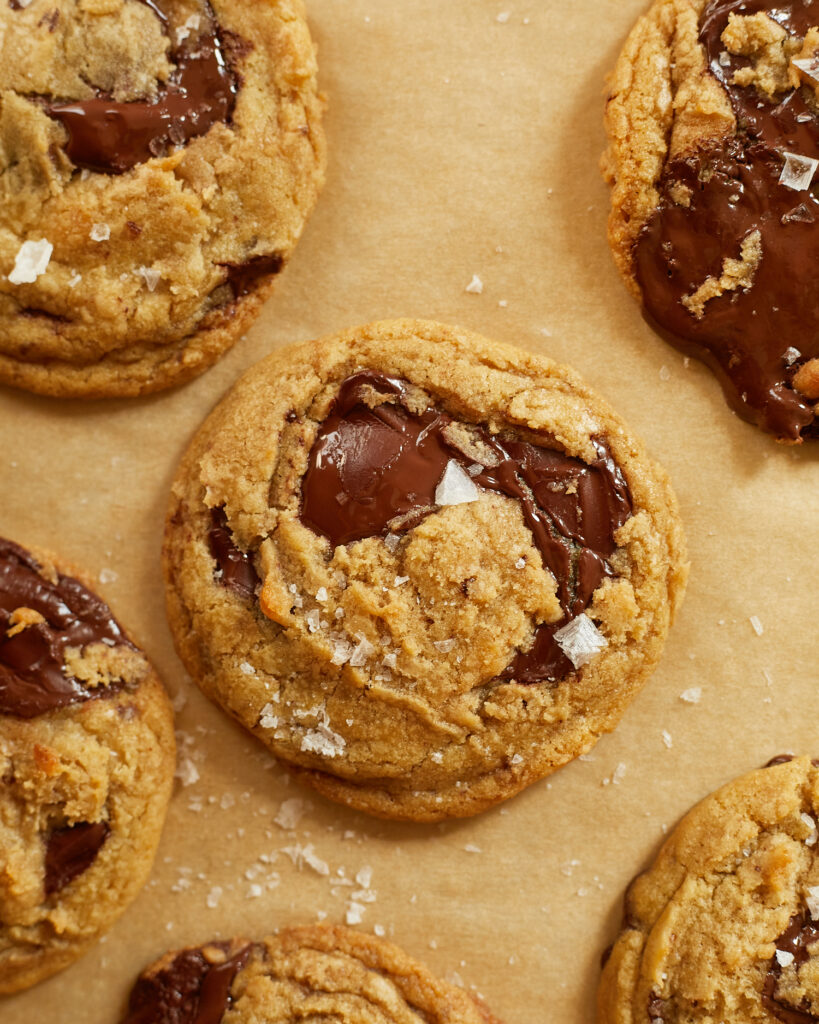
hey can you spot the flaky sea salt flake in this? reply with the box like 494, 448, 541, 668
90, 223, 111, 242
346, 901, 366, 925
349, 634, 375, 667
275, 798, 308, 830
136, 265, 161, 291
662, 730, 673, 749
776, 949, 795, 967
792, 56, 819, 85
680, 687, 702, 704
8, 239, 53, 284
496, 10, 511, 22
749, 615, 764, 636
779, 152, 819, 191
435, 461, 480, 506
806, 886, 819, 919
175, 757, 199, 787
258, 704, 279, 729
465, 274, 484, 294
554, 614, 607, 669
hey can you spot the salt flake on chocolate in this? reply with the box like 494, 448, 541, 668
792, 56, 819, 86
8, 239, 53, 284
554, 614, 607, 669
776, 950, 796, 967
435, 461, 480, 506
779, 152, 819, 192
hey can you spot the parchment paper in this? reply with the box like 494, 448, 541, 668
2, 2, 818, 1021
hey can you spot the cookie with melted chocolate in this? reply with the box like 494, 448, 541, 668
599, 756, 819, 1024
0, 0, 325, 398
121, 925, 503, 1024
163, 319, 687, 821
604, 0, 819, 442
0, 536, 175, 994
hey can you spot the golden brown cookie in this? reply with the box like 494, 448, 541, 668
599, 756, 819, 1024
0, 536, 175, 993
120, 925, 501, 1024
603, 0, 819, 442
0, 0, 325, 398
163, 319, 687, 821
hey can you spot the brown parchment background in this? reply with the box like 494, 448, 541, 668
2, 1, 819, 1021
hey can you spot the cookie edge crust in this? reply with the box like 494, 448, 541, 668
162, 318, 688, 822
597, 756, 817, 1024
0, 542, 177, 995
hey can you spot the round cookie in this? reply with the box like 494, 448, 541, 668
0, 0, 325, 398
603, 0, 819, 442
599, 756, 819, 1024
120, 925, 501, 1024
0, 536, 175, 993
164, 319, 687, 821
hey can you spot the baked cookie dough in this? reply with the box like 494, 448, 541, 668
599, 755, 819, 1024
603, 0, 819, 442
121, 925, 501, 1024
164, 320, 687, 821
0, 536, 175, 993
0, 0, 325, 398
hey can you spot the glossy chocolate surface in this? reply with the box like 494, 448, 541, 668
44, 821, 110, 896
763, 913, 819, 1022
123, 943, 253, 1024
300, 372, 632, 683
0, 537, 132, 718
207, 508, 259, 600
634, 0, 819, 440
45, 1, 237, 174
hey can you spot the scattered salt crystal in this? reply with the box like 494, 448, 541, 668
435, 460, 480, 506
496, 10, 511, 22
349, 634, 375, 667
382, 652, 397, 670
384, 533, 401, 553
680, 687, 702, 704
792, 56, 819, 85
316, 587, 328, 602
246, 884, 263, 899
662, 730, 673, 749
175, 757, 199, 787
749, 615, 764, 637
275, 798, 308, 830
431, 751, 444, 764
136, 265, 161, 291
779, 152, 819, 191
68, 271, 82, 288
510, 753, 523, 765
90, 223, 111, 242
331, 639, 354, 666
434, 639, 457, 653
239, 661, 255, 675
465, 274, 484, 294
346, 901, 366, 925
467, 463, 484, 477
306, 608, 321, 633
515, 557, 526, 569
784, 347, 802, 366
176, 13, 200, 43
356, 866, 373, 888
301, 710, 346, 758
554, 615, 608, 669
801, 812, 818, 845
394, 575, 410, 586
611, 762, 627, 785
719, 50, 731, 66
99, 568, 118, 584
464, 844, 482, 853
498, 299, 508, 308
258, 704, 279, 729
659, 365, 671, 381
807, 886, 819, 919
206, 886, 222, 909
776, 949, 795, 967
8, 239, 53, 284
374, 924, 386, 937
561, 860, 580, 876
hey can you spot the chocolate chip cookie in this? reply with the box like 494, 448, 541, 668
163, 319, 687, 821
121, 925, 502, 1024
0, 536, 175, 993
599, 756, 819, 1024
603, 0, 819, 441
0, 0, 325, 398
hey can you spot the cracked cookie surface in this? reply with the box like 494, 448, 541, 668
599, 756, 819, 1024
0, 536, 175, 993
121, 925, 502, 1024
0, 0, 325, 397
163, 319, 687, 822
603, 0, 819, 441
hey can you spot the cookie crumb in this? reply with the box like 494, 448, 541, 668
9, 239, 53, 284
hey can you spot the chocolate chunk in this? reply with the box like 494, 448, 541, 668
44, 821, 110, 896
222, 252, 285, 298
123, 943, 253, 1024
635, 0, 819, 441
0, 537, 133, 718
45, 1, 238, 174
207, 508, 259, 600
763, 913, 819, 1022
766, 754, 797, 767
300, 372, 632, 684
